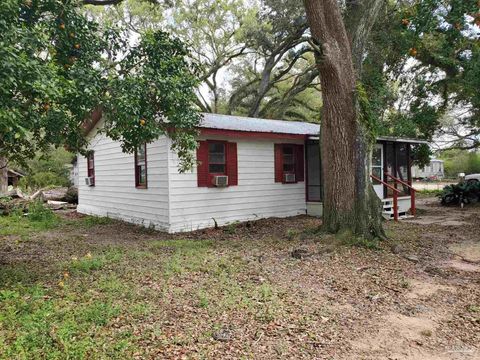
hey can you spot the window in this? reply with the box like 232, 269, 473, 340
282, 145, 295, 173
135, 144, 147, 188
208, 142, 226, 174
197, 140, 238, 187
87, 152, 95, 186
274, 144, 304, 183
371, 145, 382, 185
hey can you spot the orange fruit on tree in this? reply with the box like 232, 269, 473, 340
401, 18, 410, 26
59, 23, 65, 30
74, 44, 80, 49
43, 103, 50, 111
409, 47, 418, 57
139, 119, 146, 126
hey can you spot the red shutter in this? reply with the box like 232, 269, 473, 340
226, 142, 238, 186
274, 144, 283, 183
197, 141, 209, 187
295, 144, 305, 182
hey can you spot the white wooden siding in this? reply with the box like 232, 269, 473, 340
77, 132, 170, 230
77, 128, 308, 233
167, 136, 306, 233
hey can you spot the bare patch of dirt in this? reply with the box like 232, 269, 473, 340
450, 242, 480, 263
444, 259, 480, 273
405, 278, 456, 300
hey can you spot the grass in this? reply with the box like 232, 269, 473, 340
65, 249, 123, 274
0, 283, 134, 359
417, 189, 443, 197
0, 211, 60, 238
81, 215, 115, 227
4, 207, 470, 359
0, 212, 291, 358
335, 229, 381, 250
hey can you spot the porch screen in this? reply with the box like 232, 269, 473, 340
385, 142, 410, 197
306, 141, 322, 202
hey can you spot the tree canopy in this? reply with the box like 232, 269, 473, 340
363, 0, 480, 149
2, 0, 480, 174
0, 0, 200, 171
86, 0, 322, 122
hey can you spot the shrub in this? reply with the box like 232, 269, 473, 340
27, 200, 54, 222
17, 148, 74, 191
0, 196, 29, 216
64, 186, 78, 204
285, 228, 299, 240
19, 171, 70, 191
439, 181, 480, 206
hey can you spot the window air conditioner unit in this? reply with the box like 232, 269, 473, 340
284, 173, 296, 183
85, 177, 95, 186
213, 175, 228, 187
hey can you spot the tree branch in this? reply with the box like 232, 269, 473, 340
82, 0, 124, 5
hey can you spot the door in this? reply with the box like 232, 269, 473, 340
371, 144, 384, 199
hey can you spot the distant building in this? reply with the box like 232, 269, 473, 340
7, 169, 25, 187
411, 159, 444, 180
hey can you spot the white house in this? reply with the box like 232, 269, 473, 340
411, 159, 444, 180
77, 113, 425, 232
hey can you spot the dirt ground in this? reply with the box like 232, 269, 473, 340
0, 197, 479, 359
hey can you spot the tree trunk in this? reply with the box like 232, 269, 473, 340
0, 157, 8, 194
303, 0, 385, 239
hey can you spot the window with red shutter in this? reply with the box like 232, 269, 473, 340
197, 140, 238, 187
208, 142, 226, 174
226, 142, 238, 186
87, 152, 95, 186
282, 145, 295, 174
135, 144, 147, 188
274, 144, 305, 183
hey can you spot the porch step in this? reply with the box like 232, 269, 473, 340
381, 196, 414, 221
383, 214, 414, 220
383, 204, 398, 209
382, 212, 409, 220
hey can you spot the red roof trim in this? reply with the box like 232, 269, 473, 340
83, 112, 312, 139
82, 107, 103, 135
200, 128, 308, 140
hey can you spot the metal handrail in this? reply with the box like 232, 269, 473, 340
370, 174, 400, 221
384, 173, 417, 216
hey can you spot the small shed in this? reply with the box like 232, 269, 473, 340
7, 169, 25, 187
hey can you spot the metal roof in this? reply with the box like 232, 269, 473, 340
199, 114, 428, 144
376, 136, 429, 144
7, 169, 25, 177
199, 113, 320, 136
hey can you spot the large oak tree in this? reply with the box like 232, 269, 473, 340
303, 0, 385, 238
